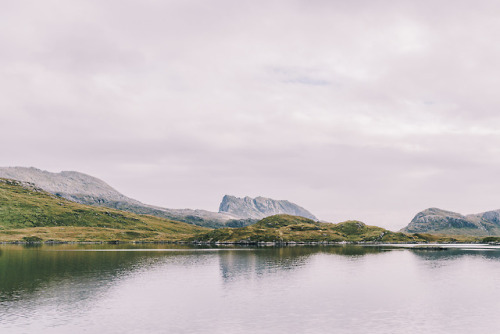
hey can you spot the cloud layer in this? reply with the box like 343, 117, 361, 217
2, 0, 500, 230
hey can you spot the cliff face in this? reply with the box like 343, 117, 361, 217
402, 207, 500, 236
219, 195, 317, 220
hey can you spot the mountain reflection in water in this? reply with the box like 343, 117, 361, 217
2, 244, 500, 334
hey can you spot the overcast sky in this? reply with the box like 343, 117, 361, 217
2, 0, 500, 230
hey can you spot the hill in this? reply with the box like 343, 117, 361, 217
0, 178, 207, 242
0, 167, 318, 228
0, 179, 484, 244
193, 214, 421, 243
402, 207, 500, 236
0, 167, 245, 228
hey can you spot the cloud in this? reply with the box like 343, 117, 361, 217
1, 0, 500, 230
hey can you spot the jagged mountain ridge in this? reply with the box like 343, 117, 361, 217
402, 207, 500, 236
0, 167, 241, 227
219, 195, 317, 220
0, 167, 318, 228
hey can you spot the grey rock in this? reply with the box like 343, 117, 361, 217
0, 167, 243, 228
219, 195, 317, 220
0, 167, 317, 228
402, 207, 500, 236
470, 210, 500, 225
0, 167, 136, 203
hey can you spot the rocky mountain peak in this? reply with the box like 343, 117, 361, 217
219, 195, 317, 220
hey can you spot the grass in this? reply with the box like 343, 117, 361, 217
0, 178, 208, 242
0, 178, 490, 244
192, 214, 432, 243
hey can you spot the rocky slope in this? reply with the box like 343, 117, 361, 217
0, 168, 318, 228
402, 207, 500, 236
0, 167, 241, 228
219, 195, 317, 220
0, 167, 138, 205
0, 178, 207, 242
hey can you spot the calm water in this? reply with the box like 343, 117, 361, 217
2, 244, 500, 334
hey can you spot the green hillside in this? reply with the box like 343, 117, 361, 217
0, 178, 208, 242
192, 214, 426, 243
0, 178, 485, 244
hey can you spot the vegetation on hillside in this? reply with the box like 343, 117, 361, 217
0, 178, 208, 242
192, 214, 430, 243
0, 178, 492, 244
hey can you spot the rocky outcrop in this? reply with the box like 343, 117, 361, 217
402, 207, 500, 236
0, 167, 243, 228
0, 167, 318, 228
219, 195, 317, 220
0, 167, 137, 204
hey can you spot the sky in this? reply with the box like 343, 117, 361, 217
2, 0, 500, 230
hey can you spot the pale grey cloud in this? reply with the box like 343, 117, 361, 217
2, 0, 500, 230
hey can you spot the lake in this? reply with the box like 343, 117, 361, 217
1, 244, 500, 333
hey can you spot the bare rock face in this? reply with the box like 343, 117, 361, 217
0, 167, 138, 205
0, 167, 317, 227
0, 167, 241, 228
402, 207, 500, 236
219, 195, 317, 220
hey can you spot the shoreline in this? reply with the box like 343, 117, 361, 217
1, 239, 499, 248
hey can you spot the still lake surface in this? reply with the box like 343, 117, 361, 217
2, 244, 500, 334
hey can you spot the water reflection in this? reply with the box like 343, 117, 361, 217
0, 244, 206, 302
219, 247, 311, 281
3, 244, 493, 302
3, 244, 500, 301
320, 245, 390, 256
411, 247, 500, 261
3, 244, 500, 333
218, 246, 390, 282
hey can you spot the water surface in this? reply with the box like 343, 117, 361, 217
1, 244, 500, 333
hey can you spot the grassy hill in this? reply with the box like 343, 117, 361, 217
0, 178, 208, 242
192, 214, 428, 243
0, 178, 486, 244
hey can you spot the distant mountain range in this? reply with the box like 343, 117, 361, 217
5, 167, 500, 237
402, 207, 500, 236
0, 178, 434, 244
0, 167, 318, 228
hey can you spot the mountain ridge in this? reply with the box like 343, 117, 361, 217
0, 177, 207, 242
402, 207, 500, 236
0, 167, 242, 227
219, 195, 317, 220
0, 167, 318, 228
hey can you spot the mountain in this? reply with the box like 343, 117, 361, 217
0, 178, 207, 242
0, 167, 138, 205
0, 168, 318, 228
219, 195, 317, 220
0, 167, 243, 228
402, 207, 500, 236
0, 175, 485, 243
194, 214, 418, 243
